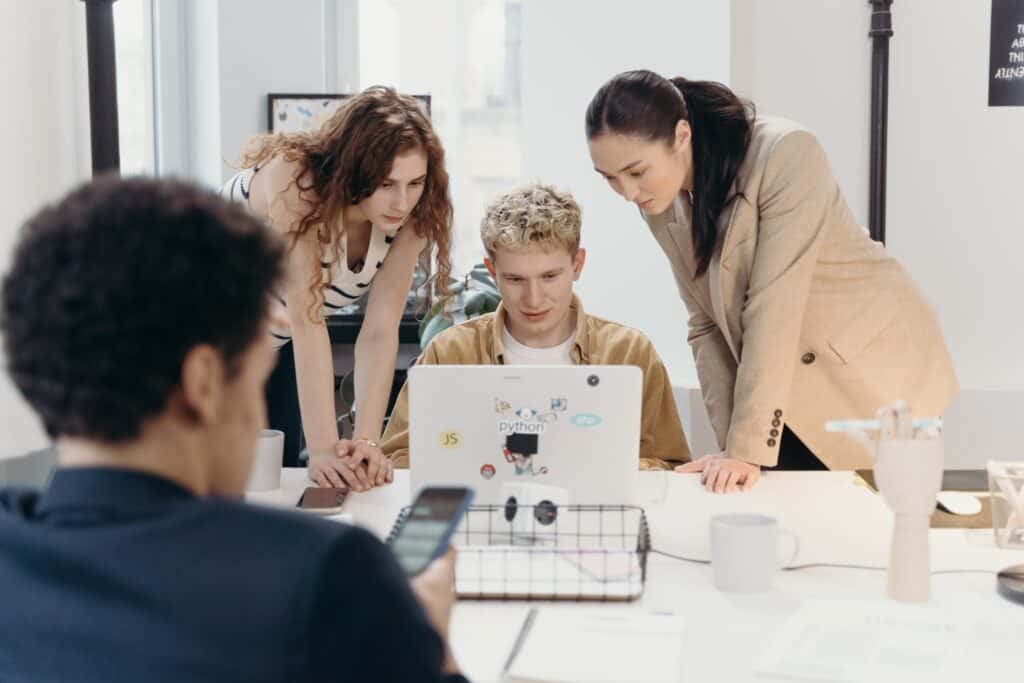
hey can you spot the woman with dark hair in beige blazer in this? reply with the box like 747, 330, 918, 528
586, 70, 958, 493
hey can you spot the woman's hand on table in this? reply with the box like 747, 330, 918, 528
306, 439, 393, 491
338, 438, 394, 489
676, 452, 762, 493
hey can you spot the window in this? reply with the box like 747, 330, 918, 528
113, 0, 156, 175
356, 0, 524, 272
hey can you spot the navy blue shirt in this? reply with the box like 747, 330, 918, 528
0, 468, 468, 682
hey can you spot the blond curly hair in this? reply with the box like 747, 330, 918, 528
480, 183, 581, 259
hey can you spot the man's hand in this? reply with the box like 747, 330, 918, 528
411, 547, 460, 676
676, 452, 762, 493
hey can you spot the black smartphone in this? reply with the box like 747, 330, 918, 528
388, 486, 474, 576
296, 487, 348, 515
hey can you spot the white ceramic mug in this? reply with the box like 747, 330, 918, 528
246, 429, 284, 492
709, 513, 799, 593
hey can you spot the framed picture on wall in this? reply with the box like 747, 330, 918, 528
266, 93, 432, 133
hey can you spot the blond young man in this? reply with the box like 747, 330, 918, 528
382, 183, 690, 469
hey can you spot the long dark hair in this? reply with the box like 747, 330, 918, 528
586, 70, 753, 276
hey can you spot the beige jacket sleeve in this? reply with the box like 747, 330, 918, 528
726, 131, 832, 466
380, 342, 441, 468
638, 343, 692, 470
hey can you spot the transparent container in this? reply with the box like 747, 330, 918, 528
987, 461, 1024, 549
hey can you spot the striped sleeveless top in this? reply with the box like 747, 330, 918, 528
221, 166, 398, 349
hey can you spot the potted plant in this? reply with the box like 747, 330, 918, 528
417, 262, 501, 350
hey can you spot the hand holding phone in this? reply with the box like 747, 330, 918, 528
388, 486, 474, 576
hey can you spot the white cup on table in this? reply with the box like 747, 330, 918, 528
710, 513, 799, 593
246, 429, 284, 492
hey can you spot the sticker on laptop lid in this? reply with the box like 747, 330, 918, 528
570, 413, 603, 428
480, 463, 496, 479
439, 429, 462, 450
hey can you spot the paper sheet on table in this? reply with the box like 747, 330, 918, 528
456, 545, 644, 600
755, 598, 1024, 682
503, 608, 685, 683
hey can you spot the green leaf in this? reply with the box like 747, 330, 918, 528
419, 313, 454, 350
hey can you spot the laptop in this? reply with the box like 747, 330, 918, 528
408, 365, 641, 505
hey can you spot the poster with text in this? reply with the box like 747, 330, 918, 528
990, 0, 1024, 106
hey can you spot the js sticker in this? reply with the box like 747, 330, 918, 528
439, 429, 462, 450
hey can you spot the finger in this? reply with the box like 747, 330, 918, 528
334, 461, 363, 491
335, 439, 354, 458
349, 461, 370, 491
323, 463, 346, 489
343, 447, 369, 470
702, 460, 720, 485
386, 461, 394, 483
723, 469, 740, 494
311, 469, 327, 487
706, 467, 724, 493
713, 467, 731, 494
741, 466, 762, 492
675, 460, 705, 473
377, 458, 391, 485
364, 447, 381, 484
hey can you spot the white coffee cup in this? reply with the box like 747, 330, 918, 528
709, 513, 799, 593
247, 429, 284, 492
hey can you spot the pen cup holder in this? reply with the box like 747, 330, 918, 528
988, 461, 1024, 550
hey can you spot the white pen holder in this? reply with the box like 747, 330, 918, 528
873, 437, 944, 603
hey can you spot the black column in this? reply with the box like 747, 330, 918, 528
83, 0, 120, 174
868, 0, 893, 245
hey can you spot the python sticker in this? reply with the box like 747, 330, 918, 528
497, 420, 545, 435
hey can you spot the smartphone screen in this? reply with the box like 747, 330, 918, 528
296, 487, 348, 510
389, 486, 474, 576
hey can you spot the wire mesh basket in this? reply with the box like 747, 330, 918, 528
388, 504, 650, 602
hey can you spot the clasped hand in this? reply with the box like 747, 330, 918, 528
307, 438, 394, 491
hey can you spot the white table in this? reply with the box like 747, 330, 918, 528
249, 469, 1024, 682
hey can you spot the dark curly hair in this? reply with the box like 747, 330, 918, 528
0, 175, 284, 443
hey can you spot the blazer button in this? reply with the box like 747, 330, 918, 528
770, 429, 779, 437
767, 439, 777, 447
774, 409, 783, 418
772, 419, 781, 428
801, 352, 816, 365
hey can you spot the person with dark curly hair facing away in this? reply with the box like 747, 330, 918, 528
0, 177, 467, 683
223, 86, 453, 491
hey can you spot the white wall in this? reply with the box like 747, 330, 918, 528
730, 0, 870, 226
521, 0, 731, 389
155, 0, 338, 186
730, 0, 1024, 467
0, 0, 90, 459
216, 0, 333, 182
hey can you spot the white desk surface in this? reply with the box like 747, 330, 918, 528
248, 469, 1024, 682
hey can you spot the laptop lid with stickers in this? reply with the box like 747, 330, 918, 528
408, 365, 641, 505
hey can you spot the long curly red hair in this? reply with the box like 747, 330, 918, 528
241, 86, 452, 321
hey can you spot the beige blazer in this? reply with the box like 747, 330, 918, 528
644, 116, 958, 470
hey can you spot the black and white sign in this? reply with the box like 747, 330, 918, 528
990, 0, 1024, 106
